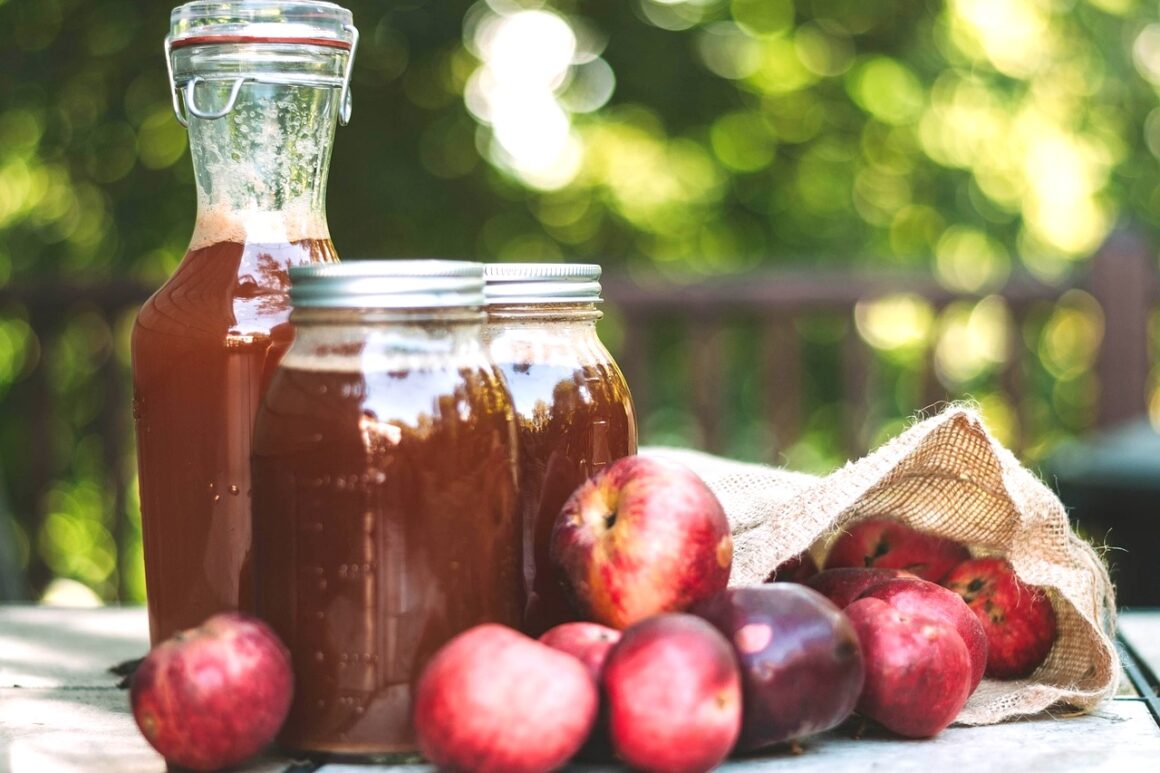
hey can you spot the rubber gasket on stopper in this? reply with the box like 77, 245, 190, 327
170, 35, 353, 50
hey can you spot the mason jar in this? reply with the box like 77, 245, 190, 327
483, 263, 638, 636
252, 261, 521, 754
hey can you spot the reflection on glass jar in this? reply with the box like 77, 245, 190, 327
483, 263, 638, 636
252, 261, 521, 754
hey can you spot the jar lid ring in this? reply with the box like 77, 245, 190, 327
290, 260, 488, 309
482, 263, 604, 304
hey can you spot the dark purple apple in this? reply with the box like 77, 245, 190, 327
691, 584, 864, 752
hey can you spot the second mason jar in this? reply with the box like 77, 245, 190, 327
251, 261, 521, 754
483, 263, 638, 636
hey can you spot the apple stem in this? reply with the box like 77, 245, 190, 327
603, 511, 617, 530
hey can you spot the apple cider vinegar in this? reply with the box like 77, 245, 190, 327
251, 262, 521, 754
483, 264, 638, 636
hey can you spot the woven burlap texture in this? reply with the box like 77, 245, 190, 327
644, 405, 1119, 725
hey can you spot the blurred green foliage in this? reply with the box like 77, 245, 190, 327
0, 0, 1158, 602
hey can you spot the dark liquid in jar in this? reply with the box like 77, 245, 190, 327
251, 363, 521, 753
498, 361, 637, 636
132, 236, 337, 643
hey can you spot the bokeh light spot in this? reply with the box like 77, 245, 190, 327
855, 294, 935, 359
935, 297, 1010, 386
948, 0, 1052, 78
848, 57, 924, 126
710, 112, 776, 172
794, 24, 854, 77
561, 58, 616, 114
935, 225, 1011, 293
748, 37, 817, 94
1039, 290, 1104, 381
696, 22, 763, 80
465, 6, 606, 190
1133, 23, 1160, 84
136, 108, 187, 170
638, 0, 712, 32
730, 0, 794, 37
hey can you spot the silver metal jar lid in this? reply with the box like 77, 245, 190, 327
290, 260, 486, 309
166, 1, 359, 127
483, 263, 603, 304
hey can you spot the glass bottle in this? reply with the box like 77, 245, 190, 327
133, 1, 357, 643
252, 261, 521, 754
482, 263, 638, 635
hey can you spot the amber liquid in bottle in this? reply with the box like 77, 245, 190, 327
133, 227, 337, 643
252, 363, 521, 753
498, 359, 637, 635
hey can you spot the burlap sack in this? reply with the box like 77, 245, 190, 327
644, 405, 1119, 725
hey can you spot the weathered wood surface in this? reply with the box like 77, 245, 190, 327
2, 606, 1159, 772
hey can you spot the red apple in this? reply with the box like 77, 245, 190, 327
550, 456, 732, 629
858, 577, 988, 693
692, 585, 863, 751
763, 549, 819, 583
603, 614, 741, 773
129, 612, 293, 771
825, 517, 970, 582
539, 622, 621, 683
540, 622, 622, 762
845, 597, 972, 738
942, 557, 1057, 679
805, 567, 913, 608
413, 624, 597, 773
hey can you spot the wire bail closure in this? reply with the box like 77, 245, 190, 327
164, 24, 358, 128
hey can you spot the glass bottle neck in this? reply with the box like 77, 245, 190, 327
187, 80, 339, 247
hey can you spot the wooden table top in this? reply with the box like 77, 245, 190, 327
2, 605, 1159, 772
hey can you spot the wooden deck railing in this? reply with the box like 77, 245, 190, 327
605, 230, 1159, 459
0, 230, 1155, 601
